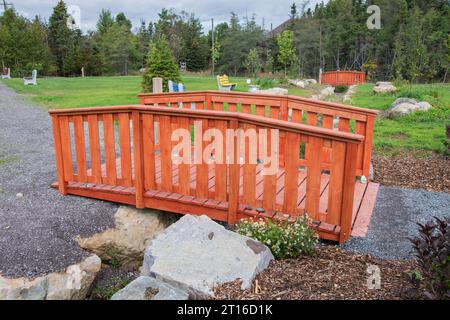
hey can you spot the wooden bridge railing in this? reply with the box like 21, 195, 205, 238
138, 91, 377, 178
321, 71, 366, 86
49, 96, 374, 242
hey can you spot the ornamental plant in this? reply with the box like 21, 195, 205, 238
409, 217, 450, 300
235, 215, 318, 260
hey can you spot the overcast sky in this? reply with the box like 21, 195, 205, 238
6, 0, 325, 33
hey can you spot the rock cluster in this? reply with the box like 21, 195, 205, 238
0, 255, 101, 300
373, 82, 397, 93
387, 98, 432, 117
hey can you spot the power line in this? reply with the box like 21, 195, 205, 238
2, 0, 13, 11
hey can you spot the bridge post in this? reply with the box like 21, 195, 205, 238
132, 111, 145, 209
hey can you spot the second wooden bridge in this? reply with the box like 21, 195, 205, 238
49, 91, 379, 243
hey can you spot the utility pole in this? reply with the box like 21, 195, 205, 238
2, 0, 13, 11
211, 18, 215, 76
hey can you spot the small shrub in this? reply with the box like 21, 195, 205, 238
235, 215, 318, 260
444, 125, 450, 157
409, 217, 450, 300
255, 78, 277, 89
335, 85, 349, 93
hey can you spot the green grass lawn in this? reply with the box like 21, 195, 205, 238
351, 83, 450, 155
1, 76, 448, 155
0, 75, 315, 110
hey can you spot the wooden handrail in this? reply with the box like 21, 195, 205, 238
137, 91, 377, 178
49, 105, 364, 144
137, 90, 379, 116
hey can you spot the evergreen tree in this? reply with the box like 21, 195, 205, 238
48, 0, 74, 75
97, 9, 114, 35
142, 36, 181, 92
277, 30, 297, 77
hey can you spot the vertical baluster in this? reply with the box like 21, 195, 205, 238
88, 114, 102, 184
283, 132, 300, 214
118, 113, 132, 186
305, 136, 323, 220
142, 114, 156, 190
132, 111, 145, 208
177, 117, 191, 195
73, 115, 87, 182
242, 123, 256, 206
195, 119, 209, 198
228, 120, 240, 224
103, 113, 117, 185
214, 120, 227, 201
159, 115, 172, 192
59, 116, 73, 182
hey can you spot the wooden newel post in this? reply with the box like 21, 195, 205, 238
339, 142, 359, 243
51, 115, 67, 195
132, 111, 145, 209
153, 77, 163, 93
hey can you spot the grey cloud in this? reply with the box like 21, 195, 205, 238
9, 0, 324, 33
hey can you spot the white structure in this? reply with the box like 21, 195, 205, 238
23, 70, 37, 86
168, 80, 186, 93
1, 68, 11, 79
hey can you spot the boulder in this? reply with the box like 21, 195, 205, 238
111, 276, 189, 300
76, 206, 174, 267
141, 215, 274, 298
373, 82, 397, 93
0, 255, 101, 300
255, 87, 289, 95
388, 98, 432, 117
304, 79, 317, 85
391, 98, 418, 107
288, 79, 306, 88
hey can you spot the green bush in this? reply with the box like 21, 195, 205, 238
255, 78, 277, 89
235, 215, 318, 260
335, 85, 349, 93
142, 35, 181, 92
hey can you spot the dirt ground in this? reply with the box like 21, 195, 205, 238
372, 154, 449, 193
214, 246, 423, 300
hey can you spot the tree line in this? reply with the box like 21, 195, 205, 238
0, 0, 449, 82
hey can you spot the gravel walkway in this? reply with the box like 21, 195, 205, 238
343, 185, 450, 260
0, 82, 118, 279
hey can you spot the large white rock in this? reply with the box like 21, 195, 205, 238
0, 255, 101, 300
111, 276, 189, 300
141, 215, 274, 298
388, 98, 432, 117
373, 82, 397, 93
76, 206, 174, 267
255, 87, 289, 95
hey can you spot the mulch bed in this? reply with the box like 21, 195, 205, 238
214, 246, 423, 300
372, 154, 450, 193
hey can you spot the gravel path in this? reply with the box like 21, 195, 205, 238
0, 82, 118, 279
343, 185, 450, 260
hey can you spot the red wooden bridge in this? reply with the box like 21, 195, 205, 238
49, 91, 379, 243
321, 71, 366, 86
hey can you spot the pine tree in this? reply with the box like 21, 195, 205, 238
142, 35, 181, 92
48, 0, 73, 75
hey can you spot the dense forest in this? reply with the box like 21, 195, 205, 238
0, 0, 449, 82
